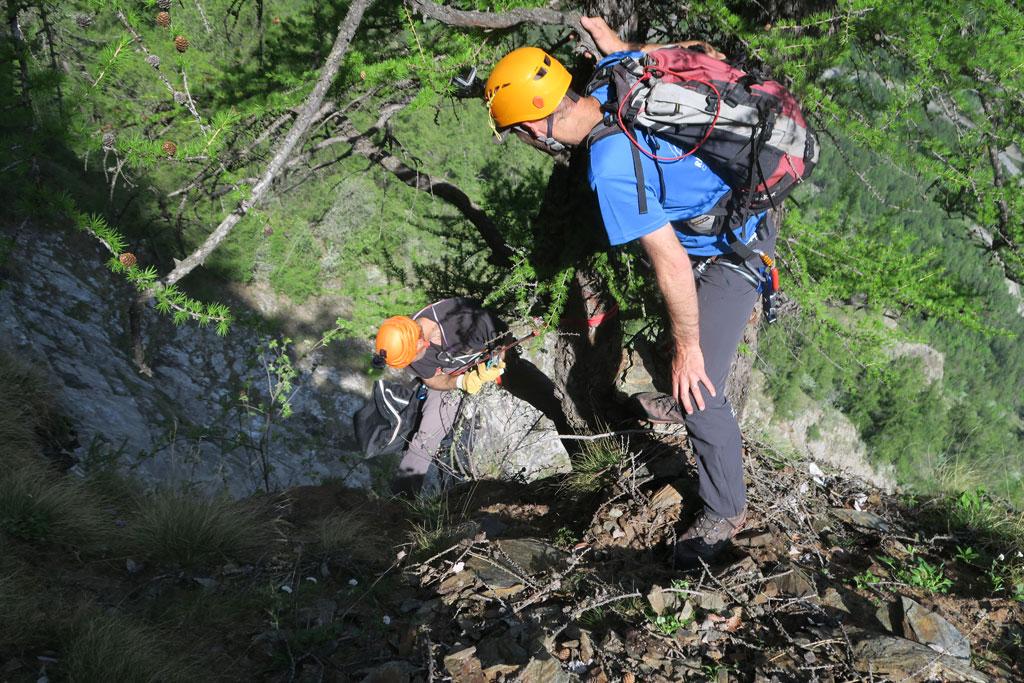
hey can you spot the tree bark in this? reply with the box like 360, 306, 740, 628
7, 1, 33, 115
159, 0, 374, 288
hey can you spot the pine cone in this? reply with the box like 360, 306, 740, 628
174, 35, 189, 53
102, 132, 116, 150
75, 14, 94, 28
146, 54, 161, 68
156, 11, 171, 27
119, 252, 137, 268
157, 0, 171, 10
162, 141, 177, 157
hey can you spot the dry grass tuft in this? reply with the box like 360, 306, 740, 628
128, 491, 280, 568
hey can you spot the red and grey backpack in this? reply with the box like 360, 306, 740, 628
585, 46, 819, 258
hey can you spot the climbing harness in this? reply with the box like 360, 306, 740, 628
693, 249, 780, 324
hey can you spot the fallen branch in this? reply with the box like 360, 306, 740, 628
158, 0, 374, 288
407, 0, 597, 55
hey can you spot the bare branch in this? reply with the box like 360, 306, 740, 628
327, 111, 514, 267
158, 0, 375, 288
194, 0, 213, 35
406, 0, 597, 55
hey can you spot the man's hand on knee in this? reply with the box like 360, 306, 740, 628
672, 344, 716, 414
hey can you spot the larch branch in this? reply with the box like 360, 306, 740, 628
158, 0, 374, 288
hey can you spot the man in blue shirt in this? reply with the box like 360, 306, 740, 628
486, 18, 778, 565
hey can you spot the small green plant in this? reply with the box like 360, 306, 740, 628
897, 558, 953, 594
989, 562, 1005, 594
957, 488, 991, 518
806, 422, 823, 441
955, 545, 980, 564
853, 569, 882, 591
553, 526, 577, 549
671, 578, 690, 591
404, 491, 454, 553
577, 606, 607, 630
650, 612, 691, 635
63, 609, 195, 682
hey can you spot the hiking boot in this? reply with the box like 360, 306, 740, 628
673, 508, 747, 567
629, 391, 686, 424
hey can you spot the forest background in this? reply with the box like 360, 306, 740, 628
2, 0, 1023, 507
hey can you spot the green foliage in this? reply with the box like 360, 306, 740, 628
896, 557, 954, 594
650, 611, 693, 635
955, 545, 980, 565
853, 568, 882, 591
404, 490, 456, 554
553, 526, 578, 549
879, 549, 953, 594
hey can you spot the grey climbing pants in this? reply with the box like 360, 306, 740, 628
399, 387, 462, 477
686, 214, 778, 519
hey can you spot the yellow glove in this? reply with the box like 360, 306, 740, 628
457, 360, 506, 394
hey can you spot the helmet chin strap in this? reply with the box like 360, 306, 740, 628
539, 114, 566, 152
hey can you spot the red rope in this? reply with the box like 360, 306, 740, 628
615, 67, 721, 162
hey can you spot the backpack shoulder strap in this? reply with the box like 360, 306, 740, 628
585, 58, 653, 215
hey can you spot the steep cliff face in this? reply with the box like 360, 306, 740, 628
0, 223, 373, 495
0, 223, 572, 496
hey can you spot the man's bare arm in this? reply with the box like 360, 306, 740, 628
422, 372, 458, 391
579, 17, 725, 60
639, 224, 717, 413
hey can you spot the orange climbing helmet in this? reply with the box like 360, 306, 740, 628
374, 316, 422, 369
485, 47, 572, 128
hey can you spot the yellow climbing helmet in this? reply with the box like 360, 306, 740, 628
374, 316, 422, 369
485, 47, 572, 128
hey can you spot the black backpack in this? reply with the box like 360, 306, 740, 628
353, 379, 424, 458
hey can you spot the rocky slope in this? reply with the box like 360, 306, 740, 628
366, 437, 1021, 682
3, 358, 1021, 681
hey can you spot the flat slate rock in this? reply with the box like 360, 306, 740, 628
901, 596, 971, 661
851, 632, 988, 682
829, 507, 891, 532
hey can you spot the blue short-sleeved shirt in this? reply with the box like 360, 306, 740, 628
587, 51, 764, 256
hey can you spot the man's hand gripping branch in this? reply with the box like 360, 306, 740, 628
578, 16, 726, 60
640, 225, 717, 415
